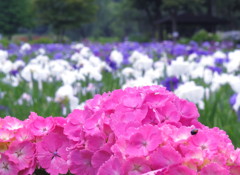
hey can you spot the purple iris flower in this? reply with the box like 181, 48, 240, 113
202, 41, 211, 48
189, 41, 199, 47
72, 64, 83, 70
54, 53, 63, 59
171, 44, 187, 56
45, 44, 66, 53
230, 94, 237, 106
105, 56, 117, 70
214, 58, 225, 65
207, 66, 222, 74
161, 76, 180, 91
0, 105, 8, 111
10, 70, 19, 76
230, 94, 240, 121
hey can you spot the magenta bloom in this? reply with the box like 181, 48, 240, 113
64, 109, 90, 141
114, 125, 162, 157
162, 164, 197, 175
200, 163, 229, 175
36, 127, 70, 175
14, 128, 34, 142
0, 129, 14, 142
27, 113, 55, 136
149, 144, 182, 169
0, 153, 19, 175
2, 116, 24, 130
97, 156, 123, 175
123, 157, 151, 174
1, 85, 240, 174
6, 141, 35, 171
68, 149, 97, 175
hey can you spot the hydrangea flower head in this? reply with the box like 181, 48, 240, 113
0, 85, 240, 174
36, 127, 70, 175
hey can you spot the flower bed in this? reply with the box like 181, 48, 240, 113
0, 86, 239, 175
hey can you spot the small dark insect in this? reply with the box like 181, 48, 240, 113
191, 129, 198, 135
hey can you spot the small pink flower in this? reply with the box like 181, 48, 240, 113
68, 149, 97, 175
84, 112, 103, 135
15, 128, 34, 142
36, 127, 70, 175
28, 114, 54, 136
121, 92, 144, 109
162, 164, 197, 175
230, 166, 240, 175
144, 90, 171, 109
157, 101, 181, 123
116, 125, 162, 157
6, 141, 35, 171
149, 145, 182, 170
0, 153, 19, 175
190, 129, 219, 152
91, 150, 111, 169
200, 163, 229, 175
97, 156, 123, 175
85, 135, 105, 152
2, 116, 24, 130
175, 99, 200, 125
64, 109, 90, 141
0, 129, 14, 142
123, 157, 151, 175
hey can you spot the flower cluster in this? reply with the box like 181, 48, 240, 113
0, 86, 240, 175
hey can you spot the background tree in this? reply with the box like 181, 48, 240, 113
89, 0, 142, 40
214, 0, 240, 30
0, 0, 33, 39
162, 0, 204, 37
125, 0, 163, 40
34, 0, 97, 41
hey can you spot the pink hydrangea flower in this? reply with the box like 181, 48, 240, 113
14, 128, 34, 142
64, 109, 89, 141
0, 153, 19, 175
5, 141, 35, 171
0, 129, 15, 142
199, 162, 229, 175
162, 164, 197, 175
27, 112, 55, 136
113, 125, 162, 157
91, 150, 111, 169
97, 156, 123, 175
68, 149, 97, 175
36, 127, 70, 175
123, 157, 151, 174
149, 144, 182, 169
1, 85, 240, 174
2, 116, 24, 131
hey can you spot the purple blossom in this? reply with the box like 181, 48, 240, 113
207, 66, 222, 74
229, 94, 237, 107
161, 76, 180, 91
10, 70, 19, 76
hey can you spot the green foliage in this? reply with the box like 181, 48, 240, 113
0, 0, 33, 38
191, 29, 221, 43
198, 85, 240, 148
88, 36, 120, 44
128, 34, 151, 43
178, 37, 191, 44
29, 37, 55, 44
34, 0, 97, 41
0, 38, 10, 48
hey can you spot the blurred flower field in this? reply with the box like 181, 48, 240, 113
0, 40, 240, 147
